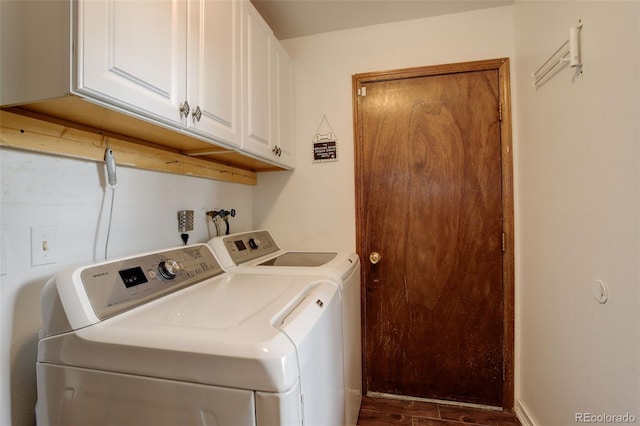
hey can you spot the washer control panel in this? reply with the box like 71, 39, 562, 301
222, 230, 280, 265
79, 244, 223, 321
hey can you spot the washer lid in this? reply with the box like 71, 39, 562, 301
258, 252, 337, 267
38, 273, 335, 392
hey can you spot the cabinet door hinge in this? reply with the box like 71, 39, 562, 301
498, 102, 503, 121
502, 232, 506, 252
358, 86, 367, 96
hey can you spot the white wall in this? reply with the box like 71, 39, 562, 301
513, 1, 640, 425
254, 6, 516, 252
0, 148, 253, 426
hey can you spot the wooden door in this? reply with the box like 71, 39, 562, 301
353, 59, 514, 408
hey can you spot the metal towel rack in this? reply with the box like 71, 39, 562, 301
532, 20, 583, 87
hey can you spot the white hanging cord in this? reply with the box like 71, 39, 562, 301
103, 141, 118, 260
104, 186, 115, 260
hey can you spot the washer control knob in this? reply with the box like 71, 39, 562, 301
158, 259, 182, 279
248, 238, 260, 249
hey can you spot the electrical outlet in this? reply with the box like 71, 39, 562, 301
31, 226, 57, 266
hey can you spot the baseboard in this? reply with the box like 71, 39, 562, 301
515, 399, 537, 426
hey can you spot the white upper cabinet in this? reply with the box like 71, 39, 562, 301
77, 0, 187, 125
242, 1, 295, 168
1, 0, 292, 167
187, 0, 242, 146
242, 2, 273, 157
79, 0, 241, 147
273, 42, 295, 168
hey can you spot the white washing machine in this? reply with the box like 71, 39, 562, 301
207, 230, 362, 426
37, 243, 345, 426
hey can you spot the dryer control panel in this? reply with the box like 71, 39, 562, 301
79, 244, 224, 321
222, 230, 281, 265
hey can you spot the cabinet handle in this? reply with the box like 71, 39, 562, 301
192, 106, 202, 122
272, 146, 282, 157
179, 101, 190, 118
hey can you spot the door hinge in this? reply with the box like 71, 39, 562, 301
502, 232, 506, 252
358, 86, 367, 96
498, 102, 503, 121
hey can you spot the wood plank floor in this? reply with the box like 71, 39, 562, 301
357, 396, 522, 426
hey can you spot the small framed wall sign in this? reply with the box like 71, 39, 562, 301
313, 115, 338, 163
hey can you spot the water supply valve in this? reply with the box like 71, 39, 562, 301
218, 209, 236, 235
205, 209, 236, 236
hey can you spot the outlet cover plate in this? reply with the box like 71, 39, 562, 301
31, 226, 57, 266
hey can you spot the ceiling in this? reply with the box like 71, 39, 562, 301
250, 0, 514, 40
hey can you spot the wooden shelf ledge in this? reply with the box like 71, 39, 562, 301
0, 109, 258, 185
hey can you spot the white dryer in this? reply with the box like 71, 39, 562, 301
207, 230, 362, 426
37, 244, 344, 426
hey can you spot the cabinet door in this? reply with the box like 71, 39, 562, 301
273, 42, 295, 168
76, 0, 187, 125
187, 0, 241, 147
242, 2, 274, 159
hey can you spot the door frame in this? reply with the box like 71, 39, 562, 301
352, 58, 515, 411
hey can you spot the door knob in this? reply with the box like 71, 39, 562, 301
369, 252, 381, 264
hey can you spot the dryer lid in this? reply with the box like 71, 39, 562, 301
39, 273, 335, 392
